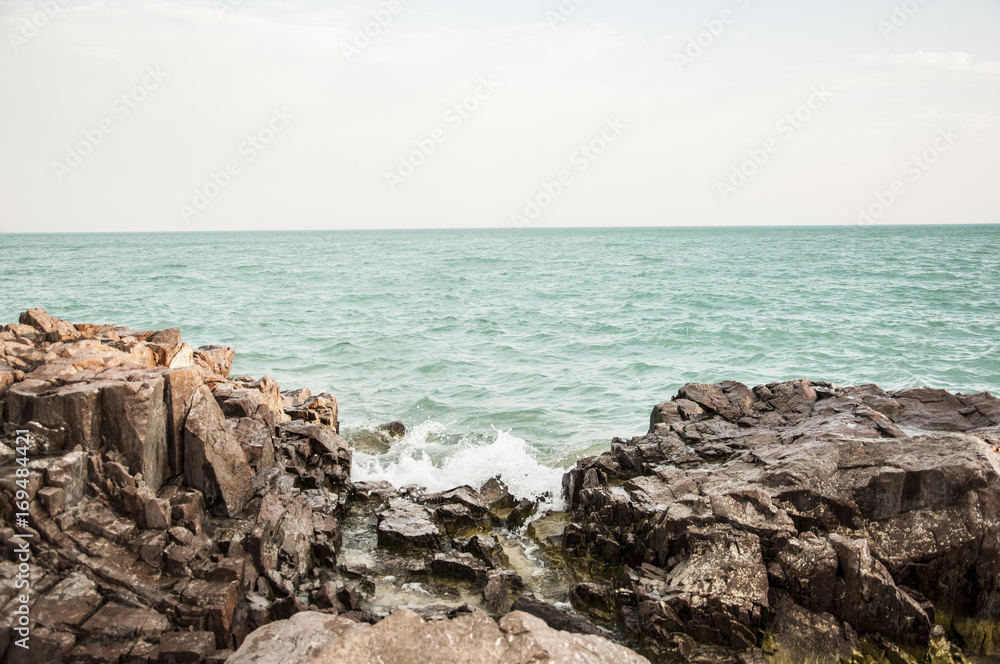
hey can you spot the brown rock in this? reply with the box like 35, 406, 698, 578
377, 499, 442, 551
225, 612, 362, 664
100, 373, 169, 491
157, 631, 217, 663
81, 602, 171, 640
230, 609, 651, 664
165, 366, 205, 478
32, 573, 102, 631
193, 345, 235, 381
483, 571, 523, 614
184, 386, 252, 516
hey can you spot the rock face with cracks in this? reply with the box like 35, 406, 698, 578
3, 310, 1000, 664
563, 379, 1000, 662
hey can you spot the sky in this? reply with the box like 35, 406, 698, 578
0, 0, 998, 232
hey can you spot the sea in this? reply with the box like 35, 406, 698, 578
2, 225, 998, 508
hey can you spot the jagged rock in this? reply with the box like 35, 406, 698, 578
377, 499, 442, 550
81, 602, 171, 641
100, 372, 169, 491
570, 583, 615, 624
828, 534, 931, 645
247, 489, 316, 586
483, 571, 524, 614
32, 573, 102, 632
506, 498, 536, 529
19, 308, 80, 341
431, 553, 490, 585
562, 379, 1000, 660
4, 381, 105, 450
284, 392, 338, 429
762, 599, 861, 664
480, 476, 516, 512
193, 345, 235, 381
511, 594, 608, 637
184, 386, 253, 516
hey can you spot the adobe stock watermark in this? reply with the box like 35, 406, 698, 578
214, 0, 244, 20
11, 430, 34, 652
341, 1, 405, 63
547, 0, 587, 30
7, 0, 64, 54
856, 127, 958, 225
51, 66, 168, 183
878, 0, 930, 39
673, 0, 753, 73
179, 108, 295, 224
717, 85, 834, 202
512, 117, 627, 228
384, 76, 500, 192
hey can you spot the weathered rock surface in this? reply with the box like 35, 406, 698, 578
227, 609, 651, 664
0, 311, 353, 663
563, 379, 1000, 662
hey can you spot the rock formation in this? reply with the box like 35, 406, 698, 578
2, 310, 999, 664
562, 380, 1000, 662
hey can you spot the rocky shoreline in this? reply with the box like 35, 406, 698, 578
1, 309, 999, 663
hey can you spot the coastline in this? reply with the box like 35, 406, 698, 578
2, 309, 999, 663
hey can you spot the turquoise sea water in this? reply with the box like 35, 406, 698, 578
2, 226, 999, 502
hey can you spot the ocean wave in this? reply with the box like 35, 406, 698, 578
351, 421, 567, 512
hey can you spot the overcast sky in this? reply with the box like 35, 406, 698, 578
0, 0, 997, 232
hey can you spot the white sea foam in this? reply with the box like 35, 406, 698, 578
351, 421, 567, 512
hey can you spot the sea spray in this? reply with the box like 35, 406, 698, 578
350, 421, 567, 512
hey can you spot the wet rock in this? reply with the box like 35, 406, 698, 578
463, 534, 509, 568
479, 476, 516, 511
562, 380, 1000, 660
506, 498, 536, 529
511, 593, 609, 637
431, 552, 490, 585
349, 420, 405, 456
377, 420, 406, 438
762, 597, 860, 664
377, 499, 442, 551
570, 583, 615, 624
482, 571, 523, 614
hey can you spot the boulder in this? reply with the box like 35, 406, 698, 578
224, 611, 361, 664
228, 609, 652, 664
